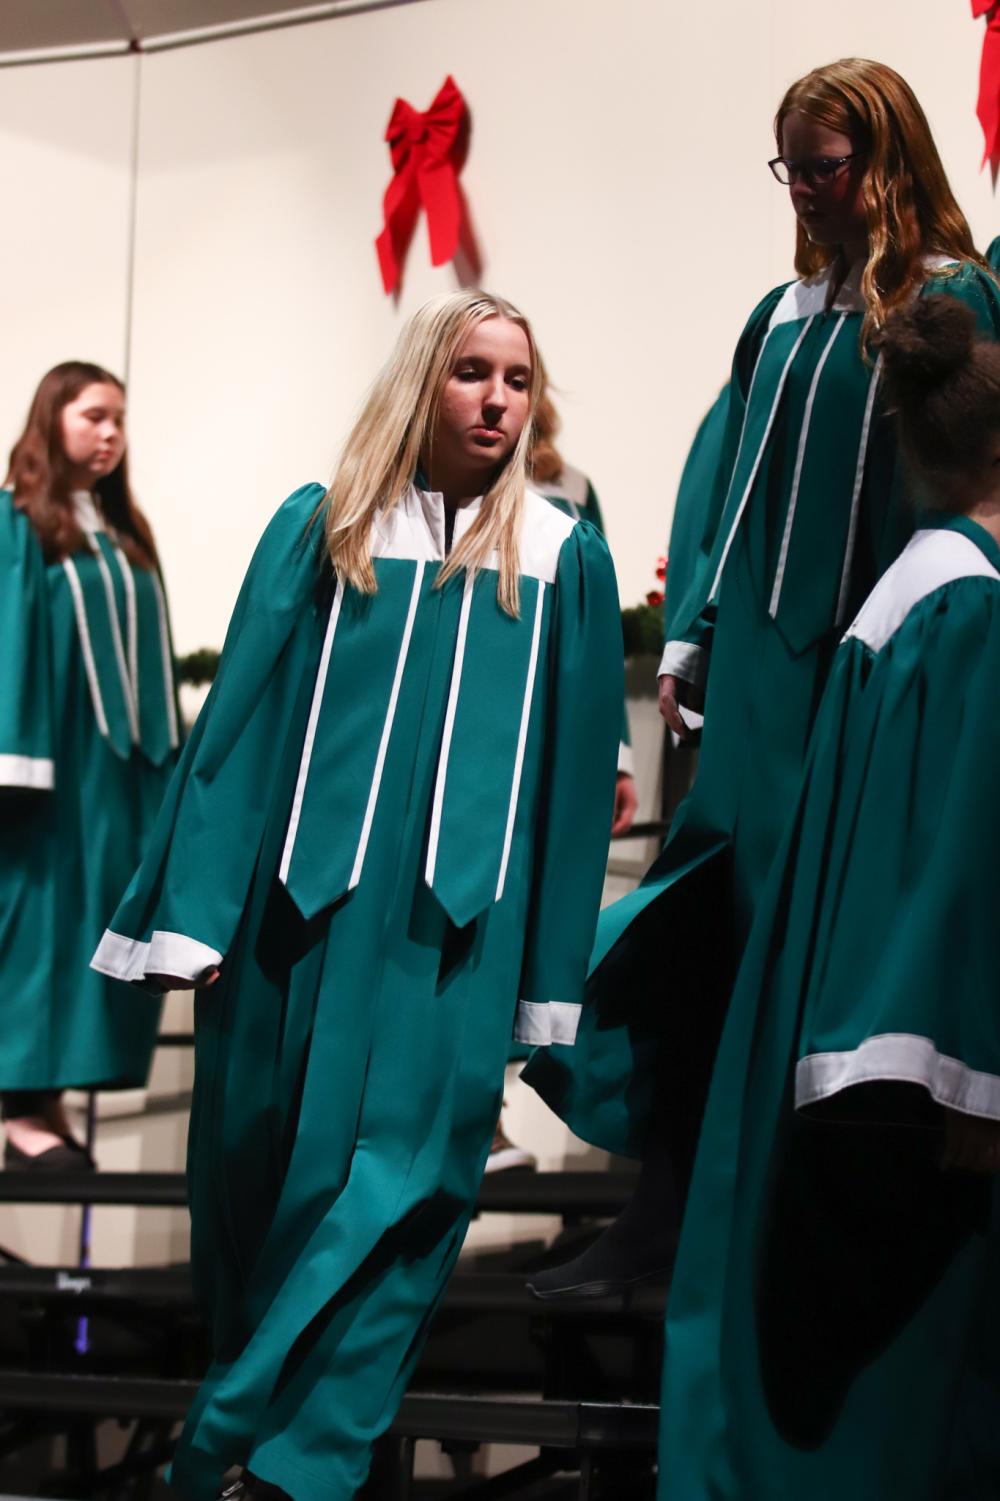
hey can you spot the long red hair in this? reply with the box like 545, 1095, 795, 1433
5, 361, 156, 567
776, 60, 990, 350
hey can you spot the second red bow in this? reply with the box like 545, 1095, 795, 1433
974, 0, 1000, 179
375, 76, 469, 295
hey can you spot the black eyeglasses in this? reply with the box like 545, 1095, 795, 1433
768, 153, 860, 187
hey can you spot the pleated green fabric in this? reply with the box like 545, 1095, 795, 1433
0, 491, 177, 1089
94, 482, 623, 1500
659, 515, 1000, 1499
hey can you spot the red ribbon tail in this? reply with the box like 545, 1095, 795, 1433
376, 167, 421, 295
978, 11, 1000, 175
418, 159, 463, 268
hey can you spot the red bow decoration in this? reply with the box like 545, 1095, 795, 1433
375, 76, 469, 295
974, 0, 1000, 180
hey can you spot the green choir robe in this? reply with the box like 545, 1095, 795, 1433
525, 258, 1000, 1158
539, 462, 632, 774
988, 235, 1000, 274
92, 480, 623, 1501
0, 489, 178, 1090
663, 385, 731, 643
658, 513, 1000, 1499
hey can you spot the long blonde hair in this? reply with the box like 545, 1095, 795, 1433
322, 290, 541, 616
775, 59, 988, 350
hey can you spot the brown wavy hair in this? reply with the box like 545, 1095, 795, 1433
880, 295, 1000, 511
776, 60, 989, 351
5, 361, 156, 567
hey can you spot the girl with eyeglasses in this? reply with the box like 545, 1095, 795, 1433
0, 363, 179, 1168
658, 293, 1000, 1497
91, 291, 623, 1501
525, 59, 1000, 1302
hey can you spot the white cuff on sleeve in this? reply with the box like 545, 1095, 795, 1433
0, 754, 55, 790
514, 1000, 582, 1047
617, 742, 635, 776
658, 640, 707, 688
91, 929, 223, 994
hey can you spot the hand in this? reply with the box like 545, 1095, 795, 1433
658, 674, 700, 739
146, 967, 221, 996
941, 1107, 1000, 1173
611, 773, 638, 836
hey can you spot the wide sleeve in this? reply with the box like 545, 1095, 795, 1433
922, 259, 1000, 339
90, 482, 327, 991
0, 493, 54, 792
659, 289, 785, 690
788, 579, 1000, 1120
514, 522, 624, 1046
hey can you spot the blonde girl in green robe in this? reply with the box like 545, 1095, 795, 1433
92, 291, 623, 1501
526, 58, 1000, 1298
0, 362, 178, 1169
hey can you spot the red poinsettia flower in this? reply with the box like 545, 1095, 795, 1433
646, 589, 665, 608
656, 555, 667, 582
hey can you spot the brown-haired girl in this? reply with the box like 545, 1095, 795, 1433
0, 361, 179, 1167
656, 293, 1000, 1497
525, 58, 1000, 1299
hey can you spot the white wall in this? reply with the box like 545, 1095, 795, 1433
1, 1, 998, 653
0, 55, 135, 460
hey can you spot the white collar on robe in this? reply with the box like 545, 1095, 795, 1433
771, 252, 961, 328
71, 490, 104, 533
369, 483, 576, 585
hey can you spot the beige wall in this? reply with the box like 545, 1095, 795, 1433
1, 1, 998, 655
0, 55, 135, 458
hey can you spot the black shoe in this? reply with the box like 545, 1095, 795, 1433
526, 1224, 676, 1301
4, 1136, 95, 1172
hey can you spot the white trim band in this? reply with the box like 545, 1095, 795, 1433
834, 354, 883, 627
90, 535, 140, 745
709, 316, 815, 603
0, 754, 55, 790
63, 557, 111, 740
796, 1032, 1000, 1122
91, 928, 224, 991
514, 999, 582, 1047
658, 640, 707, 688
349, 561, 425, 889
151, 569, 180, 750
769, 314, 845, 618
496, 582, 545, 901
426, 571, 475, 886
279, 578, 345, 884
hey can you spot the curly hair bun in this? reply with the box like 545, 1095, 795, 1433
880, 294, 976, 397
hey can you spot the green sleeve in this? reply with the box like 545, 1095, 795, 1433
795, 579, 1000, 1110
519, 522, 624, 1013
662, 285, 788, 684
0, 492, 54, 791
575, 480, 632, 770
987, 237, 1000, 276
664, 384, 730, 642
91, 483, 327, 988
582, 480, 606, 533
922, 260, 1000, 338
738, 573, 1000, 1119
